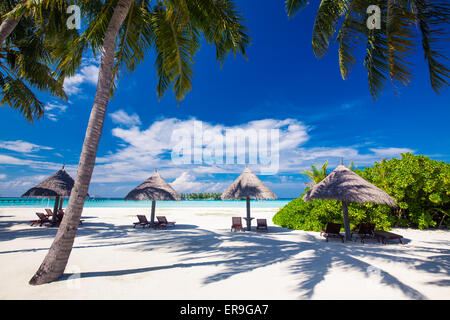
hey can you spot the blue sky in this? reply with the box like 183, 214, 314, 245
0, 1, 449, 198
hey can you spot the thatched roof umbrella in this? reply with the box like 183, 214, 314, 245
303, 160, 397, 240
124, 170, 180, 225
21, 166, 75, 223
221, 167, 277, 231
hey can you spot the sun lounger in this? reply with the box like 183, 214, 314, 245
133, 215, 150, 228
45, 209, 54, 217
351, 223, 376, 243
156, 216, 175, 228
56, 209, 83, 225
231, 217, 244, 232
30, 212, 51, 227
374, 230, 403, 244
256, 219, 268, 232
320, 222, 345, 242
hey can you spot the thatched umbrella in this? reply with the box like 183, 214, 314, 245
221, 167, 277, 231
303, 160, 397, 240
21, 166, 75, 223
124, 170, 180, 225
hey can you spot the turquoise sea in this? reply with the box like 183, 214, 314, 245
0, 198, 293, 209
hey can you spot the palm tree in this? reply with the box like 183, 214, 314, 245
301, 160, 329, 186
29, 0, 250, 285
1, 0, 78, 121
285, 0, 450, 99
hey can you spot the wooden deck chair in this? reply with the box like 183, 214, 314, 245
156, 216, 176, 228
56, 209, 83, 225
30, 212, 51, 227
133, 215, 150, 228
231, 217, 244, 232
45, 209, 54, 217
320, 222, 345, 243
351, 223, 376, 243
256, 219, 268, 232
374, 230, 403, 244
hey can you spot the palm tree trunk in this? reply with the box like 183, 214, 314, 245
29, 0, 133, 286
0, 15, 22, 45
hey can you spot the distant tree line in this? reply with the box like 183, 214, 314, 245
181, 193, 223, 200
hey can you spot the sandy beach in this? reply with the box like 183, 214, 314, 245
0, 207, 449, 300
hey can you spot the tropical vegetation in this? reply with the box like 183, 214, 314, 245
273, 153, 450, 231
21, 0, 250, 285
181, 193, 222, 200
0, 0, 76, 121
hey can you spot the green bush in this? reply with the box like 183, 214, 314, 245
273, 154, 449, 231
361, 154, 449, 229
272, 197, 393, 231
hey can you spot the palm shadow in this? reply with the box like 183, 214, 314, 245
2, 213, 448, 299
61, 226, 449, 300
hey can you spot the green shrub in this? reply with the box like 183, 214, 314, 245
272, 197, 393, 231
273, 154, 449, 231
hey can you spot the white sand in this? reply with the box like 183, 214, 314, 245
0, 207, 449, 300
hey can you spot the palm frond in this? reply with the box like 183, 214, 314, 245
285, 0, 309, 18
312, 0, 349, 58
111, 0, 153, 94
386, 0, 415, 92
186, 0, 250, 65
151, 5, 196, 102
0, 74, 44, 122
336, 0, 365, 79
412, 0, 450, 93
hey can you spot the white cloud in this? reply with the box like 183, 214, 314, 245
109, 110, 141, 127
45, 102, 68, 122
0, 154, 77, 173
0, 174, 49, 196
89, 114, 415, 185
171, 172, 228, 193
0, 140, 53, 153
92, 116, 309, 183
0, 174, 6, 180
63, 63, 99, 95
0, 112, 416, 196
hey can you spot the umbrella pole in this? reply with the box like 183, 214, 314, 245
150, 200, 156, 226
246, 197, 251, 231
342, 201, 351, 241
52, 196, 60, 224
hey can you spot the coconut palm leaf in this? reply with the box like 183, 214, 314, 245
301, 160, 329, 185
152, 4, 197, 102
386, 0, 415, 92
412, 0, 450, 94
312, 0, 349, 58
336, 0, 365, 80
287, 0, 450, 98
285, 0, 309, 17
1, 0, 79, 121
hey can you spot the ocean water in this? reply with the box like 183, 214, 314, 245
0, 198, 292, 209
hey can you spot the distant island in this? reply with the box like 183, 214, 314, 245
180, 193, 222, 200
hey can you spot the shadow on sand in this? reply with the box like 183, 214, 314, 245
1, 216, 449, 299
